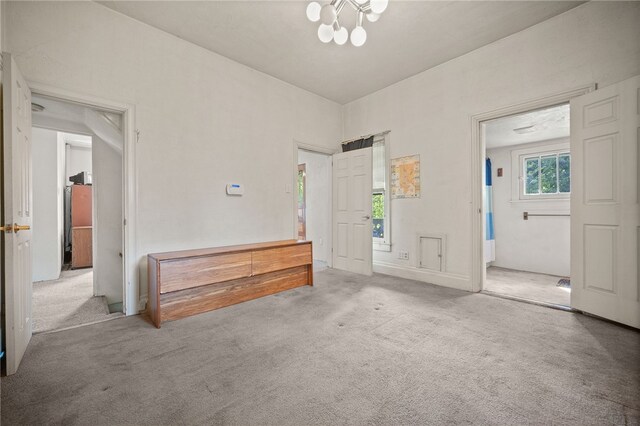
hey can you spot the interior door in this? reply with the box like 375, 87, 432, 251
570, 75, 639, 328
2, 53, 33, 374
332, 148, 373, 275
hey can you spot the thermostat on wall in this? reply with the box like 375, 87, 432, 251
226, 183, 244, 196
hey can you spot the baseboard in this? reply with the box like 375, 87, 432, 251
137, 297, 148, 313
373, 261, 473, 292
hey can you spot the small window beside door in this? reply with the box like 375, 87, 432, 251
373, 135, 391, 251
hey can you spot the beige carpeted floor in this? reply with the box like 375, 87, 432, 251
32, 269, 122, 333
485, 266, 571, 306
4, 268, 638, 425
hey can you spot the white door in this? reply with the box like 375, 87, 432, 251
570, 75, 640, 328
3, 53, 33, 374
332, 148, 373, 275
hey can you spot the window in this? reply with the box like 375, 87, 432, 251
523, 152, 570, 196
372, 134, 391, 250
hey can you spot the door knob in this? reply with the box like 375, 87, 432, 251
0, 224, 13, 233
12, 224, 30, 233
362, 215, 371, 220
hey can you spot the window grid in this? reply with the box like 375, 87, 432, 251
523, 152, 570, 196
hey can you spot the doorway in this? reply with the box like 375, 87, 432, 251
297, 164, 306, 240
297, 148, 332, 272
30, 95, 125, 332
480, 103, 571, 306
2, 56, 138, 375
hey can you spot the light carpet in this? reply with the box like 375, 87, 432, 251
32, 269, 120, 333
485, 266, 571, 306
3, 268, 639, 425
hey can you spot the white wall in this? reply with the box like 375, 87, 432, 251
298, 149, 331, 263
343, 2, 640, 291
92, 136, 123, 304
66, 145, 92, 185
32, 127, 63, 282
487, 139, 570, 277
5, 1, 342, 305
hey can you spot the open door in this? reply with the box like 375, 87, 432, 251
332, 148, 373, 275
2, 53, 33, 374
570, 75, 640, 328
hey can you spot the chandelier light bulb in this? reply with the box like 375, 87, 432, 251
366, 12, 380, 22
333, 27, 348, 45
307, 0, 385, 46
320, 4, 338, 25
318, 23, 335, 43
350, 26, 367, 47
306, 2, 321, 22
370, 0, 389, 14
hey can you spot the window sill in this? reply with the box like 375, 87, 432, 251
373, 242, 391, 252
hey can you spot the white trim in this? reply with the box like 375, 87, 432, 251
470, 85, 595, 292
417, 232, 447, 272
373, 241, 391, 252
29, 81, 139, 315
292, 140, 337, 268
373, 261, 471, 291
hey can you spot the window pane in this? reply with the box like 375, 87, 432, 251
372, 193, 384, 239
558, 154, 571, 193
540, 155, 558, 193
525, 158, 539, 194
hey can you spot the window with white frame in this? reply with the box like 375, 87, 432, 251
521, 151, 570, 198
372, 134, 390, 250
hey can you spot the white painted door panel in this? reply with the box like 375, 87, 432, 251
420, 237, 442, 272
570, 75, 640, 328
332, 148, 373, 275
3, 53, 33, 374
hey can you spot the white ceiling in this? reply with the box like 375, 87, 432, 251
484, 103, 570, 149
97, 1, 584, 104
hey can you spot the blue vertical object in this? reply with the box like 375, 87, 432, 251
484, 158, 496, 263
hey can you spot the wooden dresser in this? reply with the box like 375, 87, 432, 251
70, 184, 93, 269
147, 240, 312, 328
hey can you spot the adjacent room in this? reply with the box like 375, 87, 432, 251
297, 148, 332, 272
1, 1, 639, 425
30, 95, 125, 333
482, 104, 572, 306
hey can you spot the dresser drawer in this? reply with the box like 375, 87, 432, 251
159, 252, 252, 293
251, 244, 312, 275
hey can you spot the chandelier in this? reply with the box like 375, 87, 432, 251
306, 0, 389, 47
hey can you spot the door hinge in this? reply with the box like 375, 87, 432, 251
123, 218, 127, 226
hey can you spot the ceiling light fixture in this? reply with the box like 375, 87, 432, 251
306, 0, 388, 47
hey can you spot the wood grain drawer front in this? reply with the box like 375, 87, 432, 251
159, 252, 252, 293
251, 244, 312, 275
160, 266, 309, 323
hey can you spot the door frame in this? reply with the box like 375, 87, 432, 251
292, 141, 337, 267
297, 163, 306, 240
28, 82, 139, 315
469, 85, 594, 292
